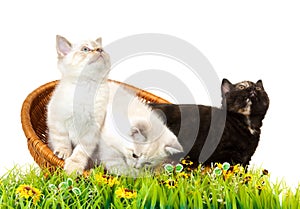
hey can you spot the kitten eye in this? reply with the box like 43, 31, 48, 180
81, 46, 91, 52
96, 48, 103, 53
237, 85, 245, 90
255, 86, 262, 91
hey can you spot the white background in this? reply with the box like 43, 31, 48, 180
1, 1, 299, 188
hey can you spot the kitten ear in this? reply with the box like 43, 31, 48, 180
95, 37, 102, 46
256, 80, 264, 89
130, 121, 148, 142
221, 78, 232, 95
164, 141, 183, 155
56, 35, 72, 57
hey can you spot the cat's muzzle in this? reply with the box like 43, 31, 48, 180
249, 90, 257, 98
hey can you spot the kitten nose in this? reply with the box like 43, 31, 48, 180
132, 153, 139, 158
250, 90, 256, 97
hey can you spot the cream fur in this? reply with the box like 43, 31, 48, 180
47, 35, 110, 174
98, 82, 183, 176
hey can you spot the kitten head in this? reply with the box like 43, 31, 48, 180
56, 35, 110, 79
125, 117, 183, 170
221, 79, 269, 116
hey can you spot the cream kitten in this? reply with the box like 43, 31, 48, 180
47, 35, 110, 174
98, 82, 183, 176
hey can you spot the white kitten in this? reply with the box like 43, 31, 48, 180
47, 35, 110, 174
99, 82, 183, 176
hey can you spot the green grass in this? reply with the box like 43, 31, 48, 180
0, 163, 299, 209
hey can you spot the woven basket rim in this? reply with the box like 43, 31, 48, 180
21, 79, 170, 170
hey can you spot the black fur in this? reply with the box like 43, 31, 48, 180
150, 79, 269, 168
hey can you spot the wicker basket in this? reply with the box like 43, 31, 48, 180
21, 80, 170, 171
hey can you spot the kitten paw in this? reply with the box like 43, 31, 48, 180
64, 158, 85, 175
54, 147, 72, 160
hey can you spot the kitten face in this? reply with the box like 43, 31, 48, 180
56, 35, 110, 78
221, 79, 269, 116
125, 120, 183, 169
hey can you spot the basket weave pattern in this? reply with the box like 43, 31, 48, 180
21, 80, 170, 171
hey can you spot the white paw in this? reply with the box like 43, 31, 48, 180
53, 147, 72, 160
64, 157, 85, 175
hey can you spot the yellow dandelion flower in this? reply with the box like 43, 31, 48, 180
16, 185, 42, 203
115, 187, 137, 199
95, 174, 120, 187
165, 179, 177, 189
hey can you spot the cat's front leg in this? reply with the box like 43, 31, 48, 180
64, 144, 99, 174
48, 131, 73, 160
54, 146, 72, 160
64, 132, 99, 174
64, 144, 90, 174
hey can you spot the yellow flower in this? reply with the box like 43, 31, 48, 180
256, 179, 266, 191
284, 189, 294, 198
256, 183, 264, 191
215, 163, 223, 169
176, 172, 190, 179
95, 174, 120, 187
223, 170, 234, 180
16, 185, 42, 203
165, 179, 177, 189
201, 166, 213, 175
262, 169, 269, 176
233, 164, 244, 174
181, 159, 193, 166
243, 174, 253, 184
83, 170, 92, 178
115, 187, 137, 199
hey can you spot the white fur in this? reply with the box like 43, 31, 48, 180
47, 35, 110, 174
98, 82, 183, 176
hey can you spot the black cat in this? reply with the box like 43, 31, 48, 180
150, 79, 269, 168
